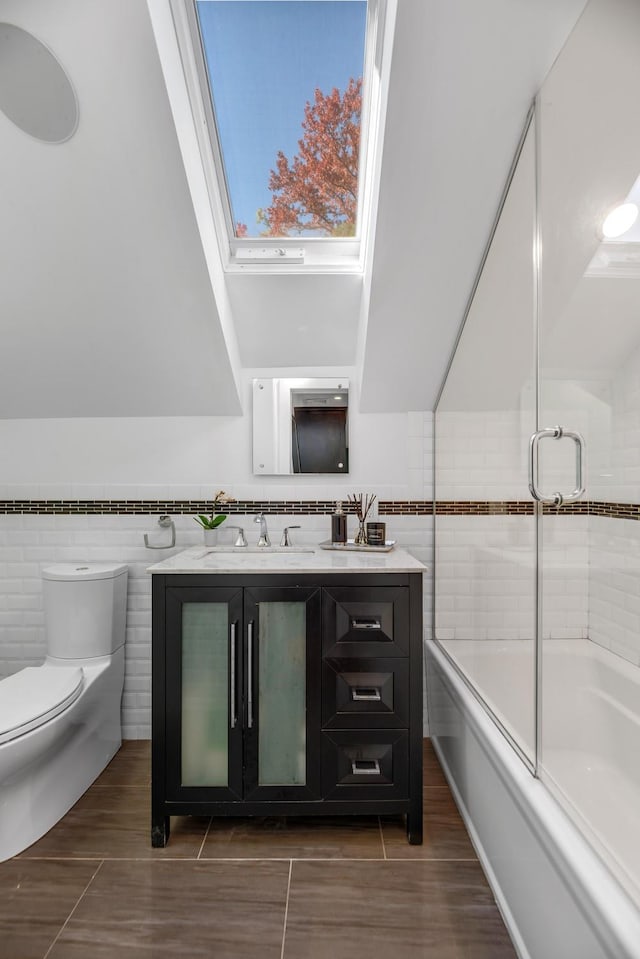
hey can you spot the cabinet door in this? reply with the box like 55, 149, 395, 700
165, 587, 244, 801
243, 586, 321, 801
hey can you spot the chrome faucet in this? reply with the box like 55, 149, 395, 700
254, 513, 271, 547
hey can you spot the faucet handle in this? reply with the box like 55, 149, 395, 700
226, 526, 247, 548
280, 525, 301, 547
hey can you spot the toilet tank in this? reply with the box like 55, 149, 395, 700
42, 563, 128, 660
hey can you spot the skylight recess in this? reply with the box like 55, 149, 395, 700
171, 0, 387, 270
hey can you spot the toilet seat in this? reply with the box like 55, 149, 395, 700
0, 666, 84, 745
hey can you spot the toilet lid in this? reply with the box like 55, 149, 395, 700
0, 666, 84, 745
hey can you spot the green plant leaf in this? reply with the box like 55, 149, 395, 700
194, 513, 227, 529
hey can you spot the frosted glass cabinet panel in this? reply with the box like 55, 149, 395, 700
257, 601, 307, 786
181, 602, 229, 786
243, 585, 321, 802
164, 586, 244, 803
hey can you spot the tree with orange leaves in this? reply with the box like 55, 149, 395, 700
258, 77, 362, 237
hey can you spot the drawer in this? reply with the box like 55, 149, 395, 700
321, 729, 408, 800
322, 657, 409, 728
322, 586, 409, 658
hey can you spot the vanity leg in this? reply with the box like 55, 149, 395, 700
407, 805, 423, 845
151, 814, 170, 848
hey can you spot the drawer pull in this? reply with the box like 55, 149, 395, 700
351, 686, 381, 702
351, 618, 381, 631
351, 759, 381, 776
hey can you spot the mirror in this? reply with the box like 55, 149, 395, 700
253, 378, 349, 475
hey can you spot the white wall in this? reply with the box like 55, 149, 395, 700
0, 397, 434, 737
0, 370, 408, 493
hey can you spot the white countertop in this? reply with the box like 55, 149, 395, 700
147, 545, 427, 575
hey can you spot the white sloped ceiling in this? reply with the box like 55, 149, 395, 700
0, 0, 587, 418
0, 0, 241, 417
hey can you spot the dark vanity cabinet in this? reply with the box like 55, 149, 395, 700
151, 572, 423, 846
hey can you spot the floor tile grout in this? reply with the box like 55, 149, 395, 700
91, 784, 151, 789
196, 818, 213, 859
280, 860, 293, 959
378, 817, 387, 860
41, 859, 104, 959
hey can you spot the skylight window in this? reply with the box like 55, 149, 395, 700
169, 0, 389, 270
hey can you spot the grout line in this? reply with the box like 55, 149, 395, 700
196, 819, 213, 860
384, 857, 479, 862
197, 856, 389, 863
18, 854, 392, 863
42, 859, 105, 959
280, 860, 293, 959
378, 817, 387, 860
91, 784, 149, 789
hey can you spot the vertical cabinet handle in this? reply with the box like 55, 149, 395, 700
230, 621, 237, 729
247, 620, 254, 729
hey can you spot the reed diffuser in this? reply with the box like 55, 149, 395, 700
347, 492, 377, 545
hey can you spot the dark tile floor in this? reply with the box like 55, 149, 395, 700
1, 740, 517, 959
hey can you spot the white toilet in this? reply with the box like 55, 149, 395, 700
0, 562, 128, 861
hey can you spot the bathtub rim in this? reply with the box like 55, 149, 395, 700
426, 638, 640, 959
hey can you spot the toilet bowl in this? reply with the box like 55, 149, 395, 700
0, 562, 128, 861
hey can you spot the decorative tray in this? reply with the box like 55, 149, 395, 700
318, 539, 396, 553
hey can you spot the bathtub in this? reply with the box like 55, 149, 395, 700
426, 638, 640, 959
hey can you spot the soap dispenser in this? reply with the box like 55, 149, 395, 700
331, 501, 347, 544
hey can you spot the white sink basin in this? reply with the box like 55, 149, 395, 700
199, 546, 315, 555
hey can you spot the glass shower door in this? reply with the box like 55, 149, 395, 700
434, 112, 538, 766
536, 0, 640, 905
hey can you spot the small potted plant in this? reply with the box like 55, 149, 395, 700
194, 489, 233, 545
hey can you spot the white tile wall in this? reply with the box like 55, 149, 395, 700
436, 410, 528, 500
434, 514, 589, 641
588, 515, 640, 666
588, 340, 640, 503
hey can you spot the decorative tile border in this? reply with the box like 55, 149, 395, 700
432, 500, 632, 518
379, 501, 434, 515
0, 498, 638, 520
0, 499, 343, 516
587, 501, 640, 520
432, 501, 534, 515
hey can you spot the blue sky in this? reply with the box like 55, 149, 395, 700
196, 0, 367, 235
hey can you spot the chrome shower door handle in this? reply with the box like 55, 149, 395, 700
561, 429, 586, 504
528, 427, 585, 506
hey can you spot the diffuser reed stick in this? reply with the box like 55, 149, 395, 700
348, 492, 377, 545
